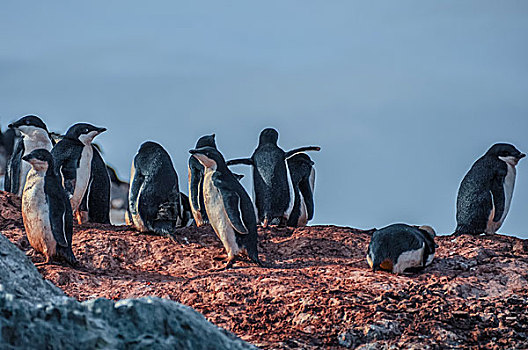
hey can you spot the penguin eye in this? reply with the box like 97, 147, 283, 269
25, 120, 30, 125
84, 128, 89, 133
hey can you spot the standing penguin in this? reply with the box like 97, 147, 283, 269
227, 128, 320, 227
51, 123, 107, 224
455, 143, 525, 235
286, 153, 316, 227
367, 224, 436, 274
21, 149, 76, 265
79, 145, 111, 224
188, 134, 217, 226
127, 141, 182, 236
5, 115, 54, 196
189, 146, 261, 268
179, 192, 194, 227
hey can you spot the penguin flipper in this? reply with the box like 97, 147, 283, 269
188, 159, 203, 212
51, 144, 79, 196
299, 177, 315, 221
226, 158, 253, 166
491, 171, 506, 222
213, 175, 248, 234
7, 139, 24, 193
47, 193, 70, 247
285, 146, 321, 159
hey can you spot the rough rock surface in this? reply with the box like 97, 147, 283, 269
1, 191, 528, 349
0, 193, 254, 350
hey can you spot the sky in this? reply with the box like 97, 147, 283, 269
1, 1, 527, 237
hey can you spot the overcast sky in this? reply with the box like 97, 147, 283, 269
1, 1, 527, 237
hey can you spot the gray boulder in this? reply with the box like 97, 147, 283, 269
0, 234, 256, 350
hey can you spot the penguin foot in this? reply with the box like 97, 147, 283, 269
212, 254, 227, 261
75, 210, 84, 225
34, 256, 51, 267
224, 256, 238, 269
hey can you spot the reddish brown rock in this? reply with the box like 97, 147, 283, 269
1, 190, 527, 349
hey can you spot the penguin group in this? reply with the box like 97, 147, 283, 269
1, 114, 525, 274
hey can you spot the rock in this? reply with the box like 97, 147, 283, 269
338, 327, 363, 348
0, 233, 255, 350
364, 320, 401, 341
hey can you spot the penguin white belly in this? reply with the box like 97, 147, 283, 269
70, 145, 93, 211
297, 194, 308, 227
22, 170, 56, 257
500, 163, 516, 225
486, 164, 516, 234
203, 172, 241, 258
284, 161, 295, 220
392, 244, 424, 274
132, 184, 148, 232
18, 137, 52, 196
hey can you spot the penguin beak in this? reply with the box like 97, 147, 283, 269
22, 154, 33, 162
8, 123, 14, 129
189, 150, 216, 168
97, 127, 107, 134
518, 153, 526, 160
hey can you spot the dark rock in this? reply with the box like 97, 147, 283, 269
0, 234, 255, 350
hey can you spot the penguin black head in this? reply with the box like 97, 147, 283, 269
189, 146, 226, 170
64, 123, 107, 145
486, 143, 526, 166
22, 148, 54, 172
195, 134, 216, 149
259, 128, 279, 145
8, 115, 49, 135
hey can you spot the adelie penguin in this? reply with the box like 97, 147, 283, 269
21, 149, 76, 265
455, 143, 525, 235
5, 115, 54, 196
367, 224, 436, 274
227, 128, 320, 227
188, 134, 244, 227
79, 144, 111, 224
127, 141, 183, 236
189, 146, 261, 269
188, 134, 217, 226
286, 153, 316, 227
51, 123, 107, 225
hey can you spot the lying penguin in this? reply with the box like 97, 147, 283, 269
367, 224, 436, 274
189, 146, 261, 269
21, 149, 76, 265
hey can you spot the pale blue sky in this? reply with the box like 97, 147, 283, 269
1, 1, 527, 237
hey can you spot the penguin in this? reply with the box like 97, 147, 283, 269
21, 149, 76, 265
188, 134, 217, 226
286, 153, 316, 227
127, 141, 182, 236
51, 123, 107, 224
179, 192, 194, 227
455, 143, 525, 235
5, 115, 54, 196
189, 146, 261, 268
367, 224, 436, 274
107, 165, 129, 210
227, 128, 320, 227
79, 145, 111, 224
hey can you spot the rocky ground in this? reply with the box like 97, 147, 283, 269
1, 191, 528, 349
